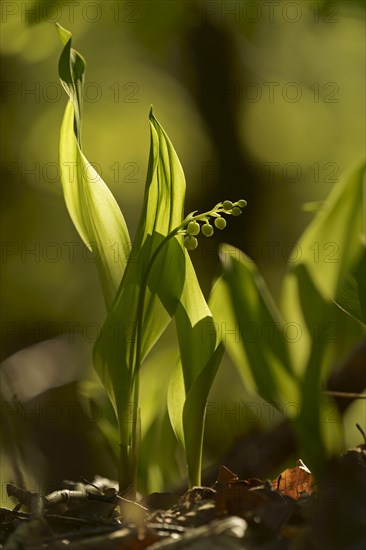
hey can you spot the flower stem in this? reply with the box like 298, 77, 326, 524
122, 203, 230, 491
132, 206, 221, 378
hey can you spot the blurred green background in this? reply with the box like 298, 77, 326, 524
1, 0, 365, 495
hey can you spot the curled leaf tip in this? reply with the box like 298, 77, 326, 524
56, 23, 71, 46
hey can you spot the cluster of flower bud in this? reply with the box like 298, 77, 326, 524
182, 199, 247, 250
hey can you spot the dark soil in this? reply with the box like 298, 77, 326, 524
1, 444, 365, 550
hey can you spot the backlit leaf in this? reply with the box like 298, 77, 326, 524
211, 245, 299, 409
168, 257, 224, 487
279, 164, 366, 474
335, 248, 366, 326
94, 110, 186, 429
281, 163, 366, 374
286, 162, 365, 300
58, 25, 130, 308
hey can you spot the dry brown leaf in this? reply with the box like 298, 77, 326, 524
272, 459, 316, 500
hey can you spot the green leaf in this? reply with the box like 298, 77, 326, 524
138, 410, 183, 493
58, 26, 131, 308
94, 110, 186, 425
167, 362, 185, 450
57, 24, 85, 144
279, 164, 366, 474
334, 247, 366, 326
211, 245, 299, 409
138, 349, 182, 492
299, 295, 344, 475
212, 248, 343, 476
175, 257, 218, 391
182, 342, 224, 486
281, 163, 366, 374
168, 258, 224, 487
287, 162, 365, 300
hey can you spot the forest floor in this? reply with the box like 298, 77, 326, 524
1, 440, 365, 550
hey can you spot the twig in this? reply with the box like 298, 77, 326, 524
324, 391, 366, 399
116, 494, 148, 512
356, 423, 366, 445
0, 507, 107, 527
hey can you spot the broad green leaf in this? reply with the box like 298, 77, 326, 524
211, 245, 299, 409
282, 264, 361, 474
299, 303, 344, 476
281, 163, 366, 374
59, 104, 131, 307
168, 257, 224, 487
167, 361, 185, 450
279, 265, 363, 380
138, 409, 183, 493
334, 247, 366, 326
182, 342, 224, 486
138, 348, 183, 492
286, 162, 365, 300
58, 26, 131, 308
283, 216, 365, 475
279, 162, 366, 473
212, 247, 343, 475
94, 110, 186, 428
139, 348, 178, 437
175, 257, 218, 391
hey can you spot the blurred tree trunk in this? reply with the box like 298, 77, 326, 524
183, 18, 260, 241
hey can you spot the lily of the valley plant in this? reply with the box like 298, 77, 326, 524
57, 25, 246, 492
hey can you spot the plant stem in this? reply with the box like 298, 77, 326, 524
118, 423, 131, 494
132, 227, 181, 378
122, 205, 225, 492
133, 205, 224, 379
130, 373, 140, 487
126, 228, 183, 490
